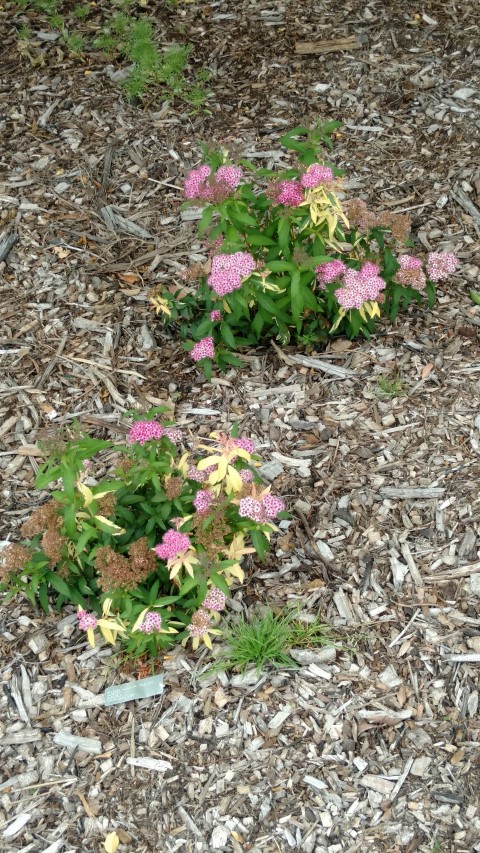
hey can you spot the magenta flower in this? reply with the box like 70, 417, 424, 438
207, 252, 256, 296
128, 420, 165, 445
184, 164, 243, 202
316, 260, 347, 288
427, 251, 457, 282
276, 179, 304, 207
154, 529, 191, 561
187, 466, 208, 483
238, 497, 264, 522
262, 494, 285, 518
300, 164, 334, 188
239, 468, 253, 483
187, 608, 212, 637
165, 427, 182, 443
193, 489, 214, 514
398, 255, 423, 270
336, 262, 385, 310
190, 337, 215, 362
77, 610, 98, 631
203, 588, 227, 612
215, 165, 243, 189
210, 310, 222, 322
184, 165, 212, 199
138, 611, 162, 634
233, 437, 255, 453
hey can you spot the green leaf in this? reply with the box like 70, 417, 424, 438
251, 311, 264, 338
47, 572, 71, 598
265, 260, 296, 272
61, 463, 76, 500
220, 322, 236, 349
152, 595, 180, 606
228, 205, 257, 227
149, 579, 160, 603
209, 572, 230, 596
38, 583, 50, 613
35, 465, 62, 490
278, 217, 291, 259
75, 526, 96, 556
178, 575, 198, 597
279, 126, 309, 151
290, 269, 303, 326
250, 529, 269, 560
245, 231, 276, 247
198, 205, 214, 236
63, 504, 77, 538
388, 285, 402, 322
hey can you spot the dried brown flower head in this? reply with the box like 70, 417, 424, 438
1, 544, 31, 580
95, 539, 156, 592
192, 504, 229, 558
129, 537, 157, 577
345, 198, 376, 230
97, 493, 116, 517
41, 528, 68, 566
165, 477, 183, 500
21, 500, 59, 538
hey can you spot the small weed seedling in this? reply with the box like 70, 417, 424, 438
376, 373, 407, 399
10, 0, 209, 104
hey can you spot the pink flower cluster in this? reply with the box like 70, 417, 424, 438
216, 165, 243, 189
190, 337, 215, 362
184, 164, 243, 202
77, 610, 98, 631
396, 255, 426, 291
300, 164, 334, 188
187, 608, 212, 637
239, 468, 253, 483
233, 437, 255, 453
210, 310, 222, 322
165, 427, 182, 443
207, 252, 256, 296
154, 529, 191, 560
238, 494, 285, 522
138, 611, 162, 634
316, 260, 347, 289
203, 587, 227, 611
426, 251, 457, 282
336, 261, 385, 310
187, 465, 216, 483
128, 420, 165, 445
193, 489, 213, 513
398, 255, 423, 271
276, 179, 304, 207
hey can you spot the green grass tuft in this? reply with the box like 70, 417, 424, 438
209, 606, 337, 675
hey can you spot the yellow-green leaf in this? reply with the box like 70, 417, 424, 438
77, 481, 94, 507
131, 607, 150, 633
94, 515, 125, 535
197, 455, 222, 470
227, 465, 243, 493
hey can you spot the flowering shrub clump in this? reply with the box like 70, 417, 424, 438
149, 121, 458, 373
0, 413, 286, 659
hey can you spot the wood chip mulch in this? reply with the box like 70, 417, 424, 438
1, 1, 480, 851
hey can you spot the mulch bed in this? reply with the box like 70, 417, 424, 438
1, 1, 480, 851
